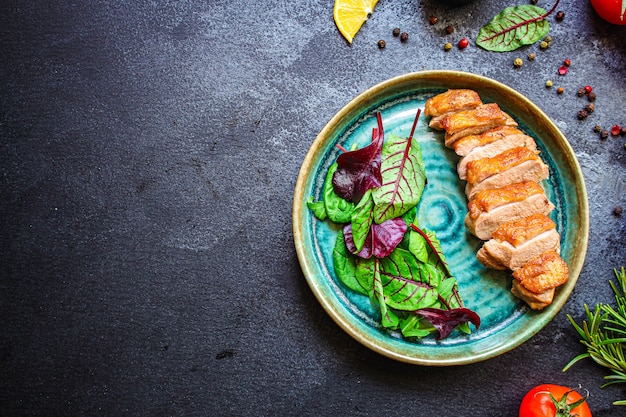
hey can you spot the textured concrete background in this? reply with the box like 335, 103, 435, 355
1, 0, 625, 416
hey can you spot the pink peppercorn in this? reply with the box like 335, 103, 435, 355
611, 125, 621, 136
585, 85, 593, 94
558, 66, 568, 75
458, 38, 469, 49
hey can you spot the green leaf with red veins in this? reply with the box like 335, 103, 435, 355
379, 248, 440, 311
373, 133, 426, 224
476, 4, 552, 52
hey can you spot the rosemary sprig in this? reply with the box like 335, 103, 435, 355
564, 267, 626, 406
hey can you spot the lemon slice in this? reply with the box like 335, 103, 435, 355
333, 0, 379, 44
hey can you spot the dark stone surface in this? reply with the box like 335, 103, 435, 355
1, 1, 625, 415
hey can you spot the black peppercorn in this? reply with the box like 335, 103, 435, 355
577, 88, 586, 97
555, 11, 565, 21
585, 103, 595, 113
400, 32, 409, 42
587, 92, 597, 102
593, 125, 602, 133
600, 129, 609, 139
429, 16, 438, 25
621, 126, 626, 136
578, 110, 589, 120
392, 28, 401, 37
614, 206, 623, 217
377, 39, 386, 49
445, 25, 455, 34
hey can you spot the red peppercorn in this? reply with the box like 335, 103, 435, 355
458, 38, 469, 49
611, 125, 621, 136
558, 65, 568, 75
584, 85, 593, 94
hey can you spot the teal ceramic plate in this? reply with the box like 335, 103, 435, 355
292, 71, 589, 366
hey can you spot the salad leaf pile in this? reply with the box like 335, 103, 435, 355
308, 110, 480, 340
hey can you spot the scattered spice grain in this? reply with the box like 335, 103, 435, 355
587, 92, 597, 102
444, 42, 452, 51
545, 80, 553, 88
614, 206, 623, 217
600, 129, 609, 139
556, 11, 565, 21
393, 28, 401, 37
611, 125, 621, 137
400, 32, 409, 42
557, 87, 564, 94
514, 58, 523, 68
578, 109, 589, 120
429, 16, 438, 25
458, 38, 469, 49
445, 25, 455, 34
377, 39, 386, 49
528, 52, 536, 61
585, 103, 595, 113
594, 125, 602, 133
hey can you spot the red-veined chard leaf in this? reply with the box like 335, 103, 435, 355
372, 111, 427, 224
343, 217, 407, 259
413, 308, 481, 340
350, 189, 374, 253
332, 230, 367, 295
409, 225, 453, 279
409, 225, 465, 310
476, 4, 555, 52
332, 113, 384, 203
323, 163, 354, 223
379, 248, 440, 311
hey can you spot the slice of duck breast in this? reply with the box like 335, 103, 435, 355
452, 126, 528, 157
477, 214, 560, 270
424, 89, 483, 130
465, 181, 555, 240
511, 280, 555, 310
441, 103, 514, 147
457, 132, 537, 180
465, 147, 549, 200
512, 250, 569, 294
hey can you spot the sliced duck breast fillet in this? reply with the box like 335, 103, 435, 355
465, 147, 549, 200
511, 280, 555, 310
457, 132, 537, 180
512, 250, 569, 294
465, 181, 555, 240
477, 214, 560, 270
424, 89, 483, 130
452, 126, 528, 157
441, 103, 515, 147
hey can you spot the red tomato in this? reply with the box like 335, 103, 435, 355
519, 384, 592, 417
590, 0, 626, 25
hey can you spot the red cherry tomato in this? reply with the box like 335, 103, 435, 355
519, 384, 592, 417
590, 0, 626, 25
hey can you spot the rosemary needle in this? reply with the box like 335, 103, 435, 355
564, 267, 626, 406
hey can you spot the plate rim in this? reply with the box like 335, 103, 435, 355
293, 70, 589, 366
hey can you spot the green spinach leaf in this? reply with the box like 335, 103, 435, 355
332, 230, 367, 295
